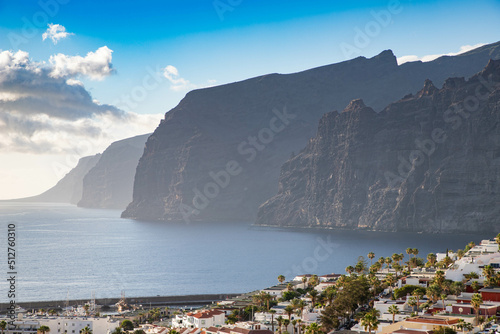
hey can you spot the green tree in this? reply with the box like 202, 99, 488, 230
471, 293, 483, 324
368, 252, 375, 265
133, 330, 146, 334
308, 290, 319, 307
427, 253, 437, 267
0, 321, 7, 334
277, 316, 284, 334
269, 310, 276, 332
426, 284, 442, 303
346, 266, 355, 274
37, 326, 51, 334
388, 305, 400, 324
278, 275, 286, 284
360, 310, 380, 334
433, 326, 457, 334
285, 305, 295, 320
305, 323, 323, 334
111, 328, 123, 334
80, 326, 92, 334
309, 275, 319, 287
120, 320, 134, 331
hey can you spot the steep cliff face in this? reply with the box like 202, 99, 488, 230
256, 60, 500, 233
78, 134, 150, 210
123, 41, 500, 222
11, 154, 101, 204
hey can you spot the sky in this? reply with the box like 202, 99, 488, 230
0, 0, 499, 199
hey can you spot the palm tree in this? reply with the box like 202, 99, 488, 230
483, 265, 495, 286
385, 257, 393, 269
308, 290, 319, 307
427, 253, 437, 267
496, 233, 500, 251
305, 323, 322, 334
283, 319, 290, 334
111, 328, 123, 334
277, 316, 284, 334
360, 311, 380, 334
285, 305, 295, 320
80, 326, 92, 334
385, 273, 396, 295
301, 276, 308, 289
346, 266, 354, 274
262, 292, 273, 310
37, 326, 51, 334
83, 304, 90, 316
414, 288, 426, 311
368, 252, 375, 265
278, 275, 286, 284
406, 248, 414, 271
291, 320, 298, 334
471, 293, 483, 324
471, 281, 480, 293
309, 275, 319, 287
407, 297, 417, 312
269, 310, 276, 332
388, 305, 400, 324
426, 284, 442, 303
0, 321, 7, 334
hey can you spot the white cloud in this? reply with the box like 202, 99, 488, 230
50, 46, 114, 80
163, 65, 216, 92
0, 48, 161, 155
42, 23, 74, 44
397, 43, 486, 65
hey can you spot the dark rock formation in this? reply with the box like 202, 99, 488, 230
10, 154, 101, 204
256, 60, 500, 233
78, 134, 150, 210
123, 41, 500, 223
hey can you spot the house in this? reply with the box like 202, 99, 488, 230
262, 284, 288, 298
315, 281, 337, 292
446, 252, 500, 282
379, 316, 460, 334
319, 274, 341, 282
398, 276, 432, 288
173, 310, 226, 328
480, 287, 500, 302
206, 326, 273, 334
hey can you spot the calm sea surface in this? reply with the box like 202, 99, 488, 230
0, 202, 494, 303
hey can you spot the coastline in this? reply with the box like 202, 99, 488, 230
0, 293, 241, 313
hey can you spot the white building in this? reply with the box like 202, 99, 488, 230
39, 316, 120, 334
0, 316, 120, 334
172, 310, 225, 328
445, 252, 500, 282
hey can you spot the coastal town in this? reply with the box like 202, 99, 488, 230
1, 235, 500, 334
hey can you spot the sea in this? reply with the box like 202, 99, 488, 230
0, 202, 494, 303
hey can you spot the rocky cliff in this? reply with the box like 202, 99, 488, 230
256, 60, 500, 233
78, 134, 150, 209
11, 154, 101, 204
123, 41, 500, 223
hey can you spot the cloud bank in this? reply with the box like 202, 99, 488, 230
0, 48, 161, 155
397, 43, 486, 65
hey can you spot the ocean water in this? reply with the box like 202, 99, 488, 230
0, 202, 494, 303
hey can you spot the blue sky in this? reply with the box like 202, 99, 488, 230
0, 0, 499, 198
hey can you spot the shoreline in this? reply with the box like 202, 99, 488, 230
0, 293, 241, 313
